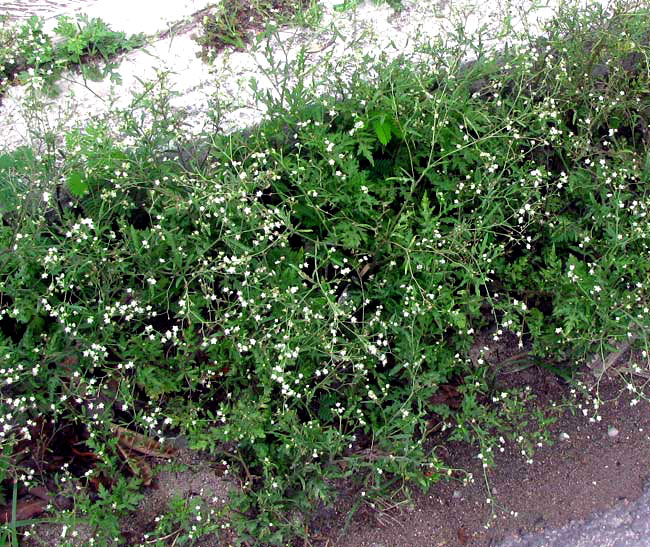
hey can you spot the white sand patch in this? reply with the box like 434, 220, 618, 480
1, 0, 609, 151
41, 0, 217, 36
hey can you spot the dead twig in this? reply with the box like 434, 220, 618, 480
144, 528, 181, 544
587, 335, 638, 379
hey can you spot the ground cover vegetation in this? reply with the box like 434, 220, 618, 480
191, 0, 404, 62
332, 0, 404, 13
0, 0, 650, 544
0, 14, 143, 101
193, 0, 320, 61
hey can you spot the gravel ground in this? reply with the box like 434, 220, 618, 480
496, 479, 650, 547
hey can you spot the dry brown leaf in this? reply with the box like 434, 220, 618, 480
111, 424, 175, 458
429, 384, 463, 409
616, 366, 650, 379
28, 487, 73, 511
0, 499, 47, 523
587, 335, 638, 379
117, 444, 153, 486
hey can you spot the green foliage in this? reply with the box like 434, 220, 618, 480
53, 15, 143, 83
193, 0, 316, 62
65, 171, 88, 197
72, 476, 144, 543
334, 0, 405, 13
0, 147, 34, 216
1, 1, 650, 545
0, 13, 142, 97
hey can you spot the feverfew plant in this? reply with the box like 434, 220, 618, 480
0, 0, 649, 544
0, 14, 142, 99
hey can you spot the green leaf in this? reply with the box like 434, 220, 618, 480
451, 311, 467, 329
332, 221, 364, 249
0, 147, 35, 171
0, 154, 13, 171
333, 0, 359, 12
373, 116, 392, 146
420, 192, 432, 223
318, 392, 336, 421
642, 152, 650, 183
67, 172, 88, 196
357, 141, 375, 167
129, 225, 141, 251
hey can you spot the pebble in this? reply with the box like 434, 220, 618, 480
608, 426, 619, 438
170, 435, 189, 448
559, 432, 571, 441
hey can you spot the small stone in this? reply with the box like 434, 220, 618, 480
559, 432, 570, 441
452, 490, 462, 499
170, 435, 189, 448
608, 426, 619, 438
631, 514, 649, 533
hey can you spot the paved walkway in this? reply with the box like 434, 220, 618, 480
497, 478, 650, 547
0, 0, 99, 20
1, 0, 214, 35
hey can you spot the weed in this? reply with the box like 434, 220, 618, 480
193, 0, 318, 62
334, 0, 405, 13
0, 14, 143, 99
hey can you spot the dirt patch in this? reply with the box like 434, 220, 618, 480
316, 366, 650, 547
120, 445, 235, 545
189, 0, 313, 61
20, 445, 237, 546
12, 338, 650, 546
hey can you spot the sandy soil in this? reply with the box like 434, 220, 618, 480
330, 366, 650, 547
